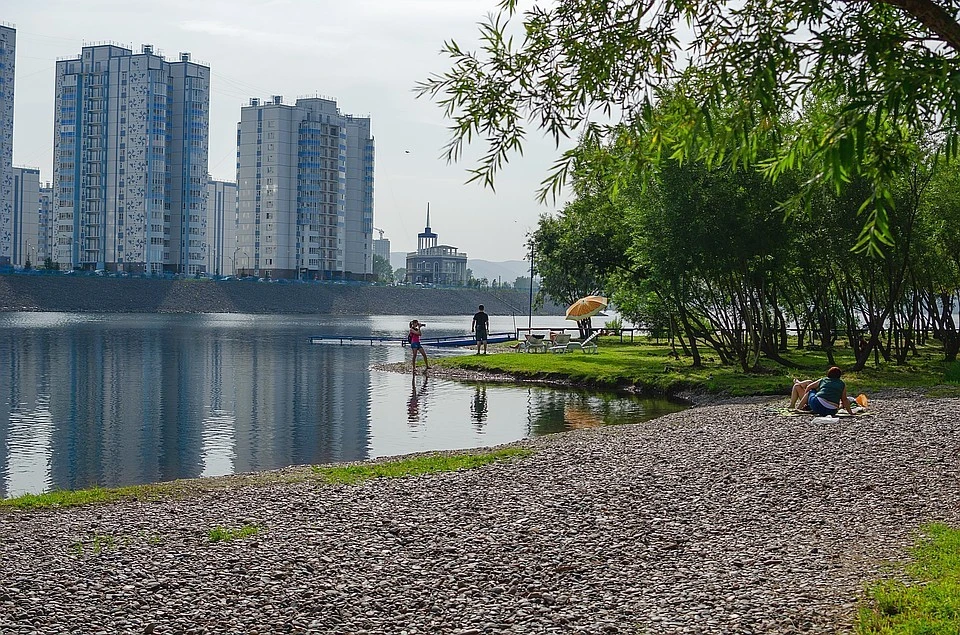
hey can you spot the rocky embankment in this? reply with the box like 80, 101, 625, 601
0, 275, 559, 315
2, 397, 958, 633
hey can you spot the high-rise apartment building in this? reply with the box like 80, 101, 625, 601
38, 183, 53, 263
373, 237, 390, 262
53, 44, 210, 274
11, 167, 39, 267
0, 25, 15, 266
236, 96, 374, 280
206, 179, 237, 275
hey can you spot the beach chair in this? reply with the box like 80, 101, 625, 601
567, 332, 600, 354
549, 333, 572, 353
520, 333, 548, 353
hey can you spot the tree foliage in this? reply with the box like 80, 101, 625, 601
528, 116, 960, 369
417, 0, 960, 251
373, 255, 393, 285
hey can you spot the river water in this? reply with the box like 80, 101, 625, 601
0, 313, 684, 497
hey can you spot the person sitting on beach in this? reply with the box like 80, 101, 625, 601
791, 366, 854, 416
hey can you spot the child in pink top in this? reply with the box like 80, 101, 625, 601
409, 320, 428, 374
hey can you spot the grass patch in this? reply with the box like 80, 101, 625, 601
945, 361, 960, 385
1, 485, 167, 510
2, 448, 534, 511
856, 523, 960, 634
2, 468, 324, 512
208, 524, 261, 543
71, 533, 116, 556
311, 448, 533, 485
440, 337, 958, 397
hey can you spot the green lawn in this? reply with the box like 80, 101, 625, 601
439, 337, 960, 397
857, 523, 960, 634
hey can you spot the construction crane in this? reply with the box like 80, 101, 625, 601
373, 227, 385, 240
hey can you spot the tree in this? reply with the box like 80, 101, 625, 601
373, 255, 393, 285
417, 0, 960, 251
394, 267, 407, 284
530, 187, 633, 336
513, 276, 532, 292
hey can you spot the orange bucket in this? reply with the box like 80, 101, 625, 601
855, 394, 869, 408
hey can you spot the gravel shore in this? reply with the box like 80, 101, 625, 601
2, 397, 959, 634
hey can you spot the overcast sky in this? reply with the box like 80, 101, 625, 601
4, 0, 569, 262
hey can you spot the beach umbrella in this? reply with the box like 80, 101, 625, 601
565, 295, 608, 321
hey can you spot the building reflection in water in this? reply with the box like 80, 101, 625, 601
0, 315, 373, 497
0, 314, 686, 498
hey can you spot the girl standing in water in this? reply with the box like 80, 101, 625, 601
409, 320, 429, 375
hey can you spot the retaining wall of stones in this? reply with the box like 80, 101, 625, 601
0, 275, 561, 316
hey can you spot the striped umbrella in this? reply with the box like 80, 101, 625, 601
565, 295, 608, 321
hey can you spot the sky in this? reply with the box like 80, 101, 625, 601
4, 0, 570, 262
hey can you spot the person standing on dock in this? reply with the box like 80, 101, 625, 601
409, 320, 429, 374
472, 305, 489, 355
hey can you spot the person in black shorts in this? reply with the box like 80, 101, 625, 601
472, 304, 489, 355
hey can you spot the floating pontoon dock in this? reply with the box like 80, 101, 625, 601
309, 332, 515, 347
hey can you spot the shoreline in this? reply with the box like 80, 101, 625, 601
2, 396, 957, 633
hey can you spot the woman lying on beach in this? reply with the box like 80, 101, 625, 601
790, 366, 855, 416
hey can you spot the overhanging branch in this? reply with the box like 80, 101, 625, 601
866, 0, 960, 51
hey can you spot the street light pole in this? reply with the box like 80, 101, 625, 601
527, 242, 534, 332
233, 246, 241, 276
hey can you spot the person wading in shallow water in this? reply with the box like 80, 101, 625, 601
409, 319, 429, 375
472, 304, 489, 355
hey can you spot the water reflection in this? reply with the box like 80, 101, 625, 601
406, 376, 429, 425
470, 385, 488, 428
0, 313, 685, 497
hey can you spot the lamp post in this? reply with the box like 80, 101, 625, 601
233, 246, 241, 276
243, 251, 249, 275
527, 241, 534, 332
24, 239, 33, 269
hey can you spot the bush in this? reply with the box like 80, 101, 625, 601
604, 316, 623, 331
946, 361, 960, 384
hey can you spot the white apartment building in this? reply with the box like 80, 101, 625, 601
0, 25, 15, 266
206, 179, 237, 275
53, 44, 210, 274
11, 166, 39, 267
236, 96, 374, 280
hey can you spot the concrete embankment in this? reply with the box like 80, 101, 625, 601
0, 275, 560, 315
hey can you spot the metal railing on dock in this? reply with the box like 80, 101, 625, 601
310, 335, 406, 345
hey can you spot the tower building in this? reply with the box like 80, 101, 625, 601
236, 96, 374, 279
0, 25, 16, 265
53, 44, 210, 274
11, 166, 39, 267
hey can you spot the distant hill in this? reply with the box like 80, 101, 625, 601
390, 253, 531, 285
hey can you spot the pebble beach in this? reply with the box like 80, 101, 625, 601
2, 395, 959, 634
